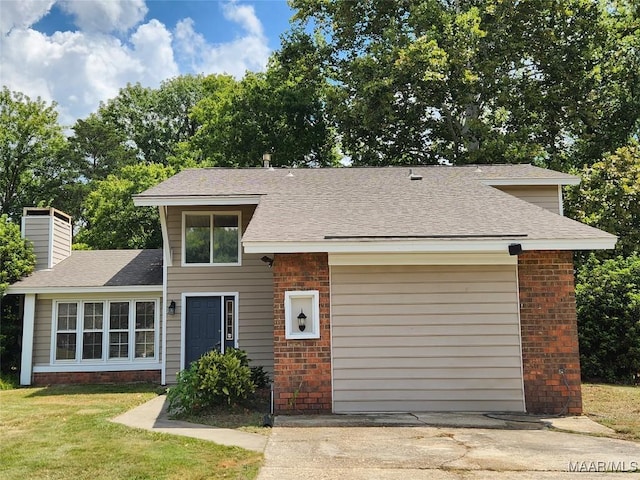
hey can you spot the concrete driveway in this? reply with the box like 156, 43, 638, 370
257, 414, 640, 479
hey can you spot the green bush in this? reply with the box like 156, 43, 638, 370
250, 365, 271, 389
576, 254, 640, 384
167, 348, 256, 415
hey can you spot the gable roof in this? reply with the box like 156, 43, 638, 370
7, 250, 162, 294
134, 165, 616, 254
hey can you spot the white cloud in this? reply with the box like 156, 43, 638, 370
174, 2, 270, 78
0, 0, 56, 35
0, 0, 272, 125
59, 0, 148, 33
0, 19, 178, 126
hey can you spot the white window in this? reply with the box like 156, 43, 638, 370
183, 212, 241, 265
53, 300, 157, 364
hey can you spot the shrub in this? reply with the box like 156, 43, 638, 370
250, 365, 271, 389
576, 254, 640, 384
167, 348, 256, 415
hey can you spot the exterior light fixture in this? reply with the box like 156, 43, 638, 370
168, 300, 176, 315
297, 309, 307, 332
261, 256, 274, 267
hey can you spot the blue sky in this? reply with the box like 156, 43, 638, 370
0, 0, 296, 125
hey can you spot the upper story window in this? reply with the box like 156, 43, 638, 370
183, 212, 241, 265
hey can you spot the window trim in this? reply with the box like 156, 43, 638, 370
181, 211, 242, 267
51, 298, 159, 366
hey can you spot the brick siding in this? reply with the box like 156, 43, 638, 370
518, 250, 582, 414
32, 370, 161, 385
272, 253, 332, 413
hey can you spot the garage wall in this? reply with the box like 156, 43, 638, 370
331, 264, 525, 413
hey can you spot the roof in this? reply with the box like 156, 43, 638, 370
134, 165, 616, 254
7, 250, 163, 294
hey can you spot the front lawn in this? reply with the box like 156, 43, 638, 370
0, 384, 262, 480
582, 383, 640, 442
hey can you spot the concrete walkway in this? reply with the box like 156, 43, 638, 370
110, 395, 268, 452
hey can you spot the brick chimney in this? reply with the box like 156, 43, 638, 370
21, 207, 72, 271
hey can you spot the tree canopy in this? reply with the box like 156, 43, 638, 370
0, 214, 35, 296
290, 0, 640, 167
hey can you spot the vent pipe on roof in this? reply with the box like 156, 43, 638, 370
409, 168, 422, 181
263, 153, 272, 168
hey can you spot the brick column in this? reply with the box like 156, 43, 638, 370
518, 250, 582, 414
272, 253, 332, 414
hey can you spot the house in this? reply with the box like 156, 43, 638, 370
8, 165, 616, 415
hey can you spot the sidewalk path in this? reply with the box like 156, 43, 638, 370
111, 395, 268, 452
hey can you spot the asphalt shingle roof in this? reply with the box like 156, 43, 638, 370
135, 165, 614, 246
10, 250, 163, 290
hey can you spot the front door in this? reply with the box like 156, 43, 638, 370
185, 296, 222, 366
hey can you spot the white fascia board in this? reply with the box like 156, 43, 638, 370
481, 177, 581, 186
133, 195, 261, 207
5, 285, 162, 295
243, 237, 617, 254
330, 252, 518, 266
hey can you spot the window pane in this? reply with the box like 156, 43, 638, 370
82, 332, 103, 359
135, 331, 154, 358
109, 302, 129, 330
109, 332, 129, 358
56, 333, 76, 360
135, 302, 155, 329
57, 303, 77, 330
185, 215, 211, 263
213, 215, 239, 263
84, 302, 103, 330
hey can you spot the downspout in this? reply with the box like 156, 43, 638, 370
159, 206, 171, 385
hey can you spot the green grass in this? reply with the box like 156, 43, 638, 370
0, 384, 262, 479
582, 383, 640, 442
0, 372, 18, 390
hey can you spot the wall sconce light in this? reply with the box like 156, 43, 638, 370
508, 243, 523, 256
168, 300, 176, 315
261, 255, 274, 268
297, 309, 307, 332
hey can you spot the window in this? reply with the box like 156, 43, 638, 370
184, 213, 240, 265
55, 303, 77, 360
109, 302, 129, 359
82, 302, 103, 360
135, 301, 155, 358
53, 300, 157, 364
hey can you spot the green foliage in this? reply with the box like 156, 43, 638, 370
75, 163, 173, 249
576, 254, 640, 384
0, 214, 35, 295
167, 349, 256, 415
565, 143, 640, 259
290, 0, 640, 167
250, 365, 271, 389
0, 87, 68, 218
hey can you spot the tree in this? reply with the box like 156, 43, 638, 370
289, 0, 640, 167
75, 163, 173, 249
576, 254, 640, 383
0, 214, 35, 296
0, 214, 36, 374
564, 143, 640, 259
184, 57, 339, 167
97, 76, 208, 166
0, 87, 67, 219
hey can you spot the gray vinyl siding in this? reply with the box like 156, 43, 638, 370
23, 216, 51, 270
331, 265, 524, 413
51, 216, 72, 266
33, 298, 53, 365
495, 185, 561, 214
165, 205, 274, 382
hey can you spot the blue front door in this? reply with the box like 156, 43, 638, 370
185, 296, 222, 366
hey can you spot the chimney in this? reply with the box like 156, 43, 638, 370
263, 152, 272, 168
21, 207, 72, 271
